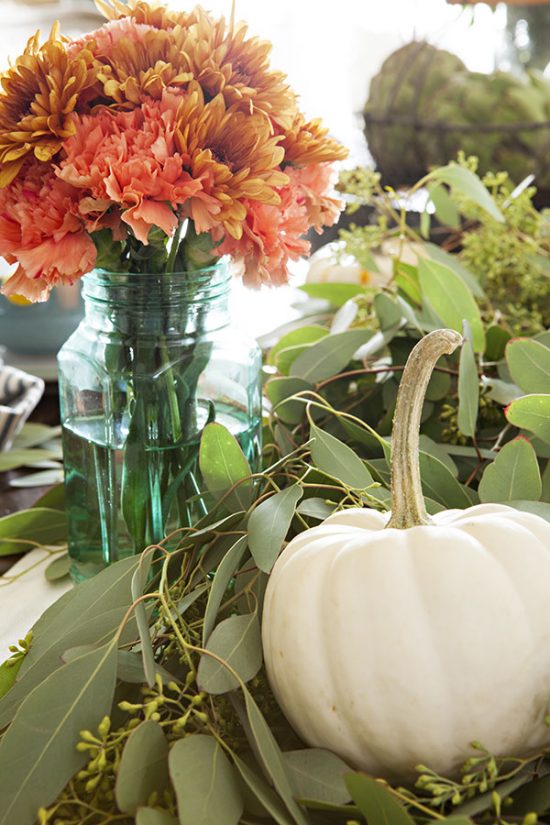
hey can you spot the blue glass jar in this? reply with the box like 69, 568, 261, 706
57, 261, 261, 580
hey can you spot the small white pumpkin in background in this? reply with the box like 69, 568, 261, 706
306, 239, 425, 289
262, 329, 550, 780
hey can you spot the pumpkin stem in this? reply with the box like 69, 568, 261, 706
386, 328, 463, 530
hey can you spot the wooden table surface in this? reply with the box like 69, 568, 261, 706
0, 383, 60, 574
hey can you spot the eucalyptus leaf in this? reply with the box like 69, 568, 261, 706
505, 773, 550, 815
418, 435, 457, 477
290, 329, 374, 383
354, 325, 401, 361
22, 555, 139, 671
478, 438, 542, 502
506, 338, 550, 394
457, 328, 479, 438
266, 377, 312, 425
535, 330, 550, 348
0, 560, 138, 728
297, 498, 337, 521
506, 500, 550, 521
284, 749, 351, 805
243, 689, 309, 825
0, 448, 60, 473
543, 460, 550, 503
374, 293, 402, 331
136, 810, 177, 825
177, 583, 210, 615
12, 423, 61, 449
300, 282, 365, 307
506, 394, 550, 444
116, 651, 177, 685
169, 734, 243, 825
131, 549, 156, 688
331, 299, 359, 333
530, 435, 550, 459
235, 566, 269, 617
0, 605, 129, 729
310, 425, 374, 490
198, 612, 262, 694
420, 207, 430, 239
44, 553, 71, 582
395, 262, 422, 306
0, 657, 23, 701
199, 422, 253, 511
115, 720, 169, 814
0, 642, 118, 825
419, 451, 472, 509
233, 753, 296, 825
32, 483, 65, 510
248, 485, 303, 573
0, 507, 67, 556
268, 325, 329, 367
345, 773, 415, 825
454, 771, 532, 816
430, 163, 504, 222
428, 182, 461, 229
482, 376, 522, 406
485, 325, 511, 361
425, 366, 451, 402
203, 535, 248, 644
21, 459, 63, 469
277, 345, 314, 376
418, 259, 485, 352
274, 424, 295, 457
9, 468, 63, 488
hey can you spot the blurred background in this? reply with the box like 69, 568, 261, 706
0, 0, 536, 164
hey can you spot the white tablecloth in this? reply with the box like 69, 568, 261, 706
0, 549, 72, 660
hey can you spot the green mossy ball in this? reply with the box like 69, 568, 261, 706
364, 42, 550, 190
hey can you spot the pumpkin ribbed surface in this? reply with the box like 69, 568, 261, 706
262, 503, 550, 778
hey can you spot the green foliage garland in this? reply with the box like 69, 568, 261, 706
0, 159, 550, 824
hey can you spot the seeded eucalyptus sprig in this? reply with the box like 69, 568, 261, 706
337, 153, 550, 335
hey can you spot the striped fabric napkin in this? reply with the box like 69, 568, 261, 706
0, 365, 45, 452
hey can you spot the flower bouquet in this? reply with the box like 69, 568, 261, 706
1, 156, 550, 825
0, 0, 347, 576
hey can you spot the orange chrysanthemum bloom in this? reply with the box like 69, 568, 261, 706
0, 24, 95, 188
181, 12, 297, 130
83, 18, 192, 105
176, 85, 288, 239
95, 0, 201, 30
281, 113, 349, 167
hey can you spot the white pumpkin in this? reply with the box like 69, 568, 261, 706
262, 329, 550, 779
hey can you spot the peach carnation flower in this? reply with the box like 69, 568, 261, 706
215, 163, 342, 286
58, 90, 202, 243
286, 163, 342, 233
0, 160, 96, 301
215, 184, 310, 288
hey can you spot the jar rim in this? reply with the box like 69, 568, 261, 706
89, 257, 229, 282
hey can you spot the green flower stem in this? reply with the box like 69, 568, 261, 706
166, 219, 185, 275
386, 329, 463, 530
